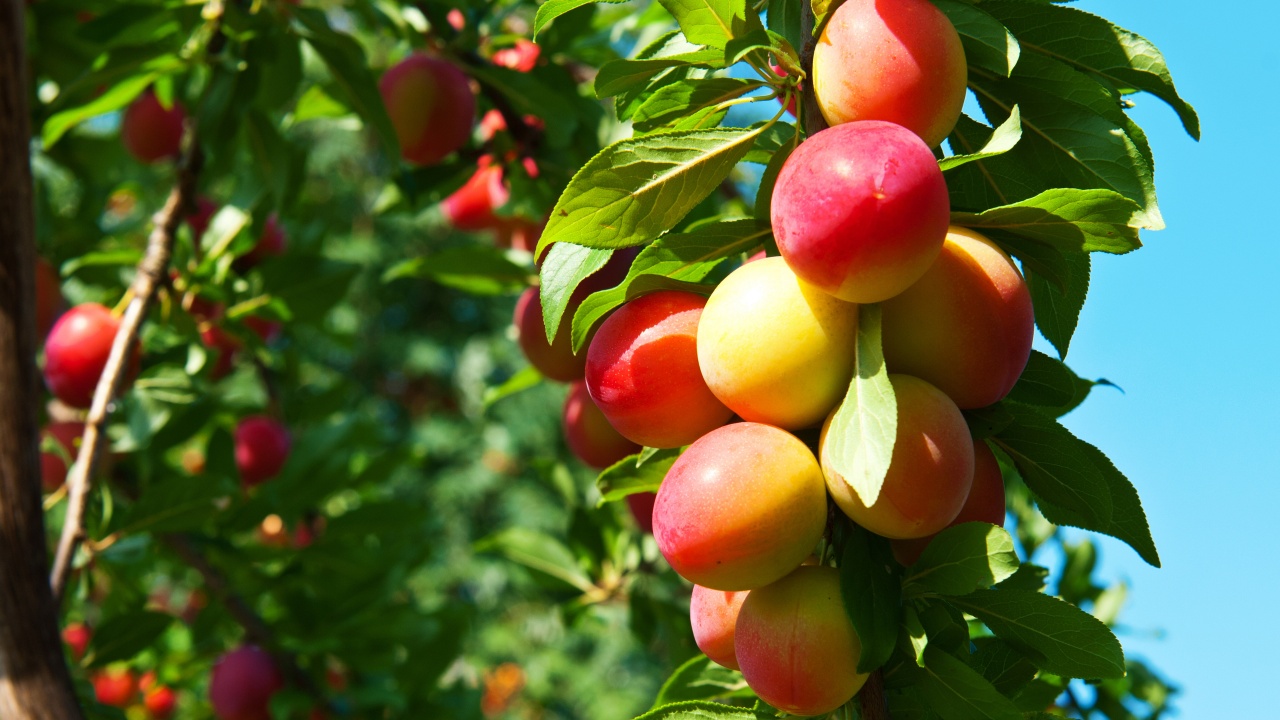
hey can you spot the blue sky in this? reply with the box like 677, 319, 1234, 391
1044, 1, 1280, 716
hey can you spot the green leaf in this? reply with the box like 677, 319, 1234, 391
86, 611, 174, 667
917, 645, 1023, 720
953, 188, 1143, 256
983, 0, 1199, 139
540, 243, 616, 343
950, 588, 1126, 679
823, 304, 896, 507
1028, 251, 1089, 358
475, 528, 596, 593
653, 655, 750, 707
110, 477, 227, 536
838, 521, 901, 673
43, 73, 155, 148
293, 85, 350, 122
633, 700, 771, 719
753, 135, 796, 222
570, 220, 771, 351
483, 366, 544, 409
932, 0, 1020, 77
995, 563, 1049, 593
596, 449, 680, 503
537, 126, 768, 256
991, 403, 1112, 529
903, 523, 1020, 598
383, 246, 532, 295
633, 78, 765, 133
766, 0, 804, 58
595, 48, 725, 99
938, 107, 1021, 172
657, 0, 761, 51
969, 637, 1039, 697
535, 0, 631, 37
1005, 350, 1077, 408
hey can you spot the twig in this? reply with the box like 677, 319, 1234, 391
799, 0, 834, 138
858, 670, 889, 720
49, 134, 205, 603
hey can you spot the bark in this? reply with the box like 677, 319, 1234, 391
0, 0, 88, 716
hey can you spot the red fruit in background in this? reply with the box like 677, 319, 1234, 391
239, 214, 287, 268
43, 303, 138, 409
62, 622, 91, 660
40, 421, 85, 492
35, 257, 63, 339
446, 8, 465, 30
585, 291, 732, 448
380, 53, 476, 166
626, 492, 656, 534
92, 669, 137, 708
771, 120, 949, 304
244, 316, 282, 344
209, 645, 284, 720
891, 438, 1007, 566
478, 108, 507, 142
234, 415, 291, 487
121, 90, 186, 164
690, 585, 748, 670
187, 196, 219, 240
492, 39, 540, 72
442, 158, 509, 231
144, 684, 177, 719
563, 381, 640, 468
201, 326, 242, 380
771, 64, 799, 117
496, 219, 543, 254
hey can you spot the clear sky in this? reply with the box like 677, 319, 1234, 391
1047, 1, 1280, 716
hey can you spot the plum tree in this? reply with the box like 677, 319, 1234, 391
689, 585, 748, 670
379, 53, 475, 166
209, 645, 283, 720
882, 226, 1035, 409
234, 416, 291, 487
42, 302, 136, 408
562, 381, 640, 468
121, 90, 186, 163
442, 157, 509, 231
39, 421, 84, 492
813, 0, 967, 147
652, 423, 827, 590
698, 256, 858, 429
771, 121, 950, 303
892, 438, 1007, 565
735, 566, 868, 716
586, 291, 732, 448
822, 374, 974, 539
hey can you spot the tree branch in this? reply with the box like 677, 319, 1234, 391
799, 0, 834, 138
858, 670, 889, 720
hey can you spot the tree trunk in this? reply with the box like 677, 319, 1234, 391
0, 1, 88, 716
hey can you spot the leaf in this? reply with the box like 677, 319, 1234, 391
633, 78, 765, 133
111, 478, 227, 535
953, 188, 1143, 256
823, 304, 896, 506
932, 0, 1020, 77
766, 0, 804, 58
475, 528, 595, 593
540, 243, 616, 343
995, 563, 1049, 593
595, 48, 725, 99
383, 246, 532, 295
86, 611, 173, 667
969, 637, 1039, 697
991, 403, 1112, 529
537, 126, 768, 256
950, 588, 1126, 679
982, 0, 1199, 139
657, 0, 762, 51
534, 0, 631, 37
1005, 350, 1077, 408
938, 106, 1022, 172
633, 701, 771, 719
293, 85, 349, 122
838, 521, 901, 673
596, 449, 680, 503
653, 655, 750, 707
916, 645, 1023, 720
570, 220, 771, 351
903, 523, 1020, 597
1028, 251, 1089, 358
483, 366, 544, 409
43, 73, 155, 148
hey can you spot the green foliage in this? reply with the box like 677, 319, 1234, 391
824, 303, 897, 507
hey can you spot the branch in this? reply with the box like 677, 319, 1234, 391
49, 131, 204, 603
799, 0, 834, 138
858, 670, 889, 720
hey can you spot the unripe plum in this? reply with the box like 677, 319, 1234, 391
813, 0, 967, 147
690, 585, 748, 670
380, 54, 475, 166
209, 645, 283, 720
586, 291, 732, 448
35, 257, 63, 339
563, 381, 640, 468
122, 90, 186, 163
698, 257, 858, 429
234, 416, 291, 487
892, 437, 1006, 566
882, 226, 1034, 409
822, 374, 974, 539
736, 566, 868, 715
653, 423, 827, 590
442, 158, 509, 231
92, 669, 137, 708
40, 421, 84, 492
43, 303, 137, 409
626, 492, 656, 534
771, 121, 950, 303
